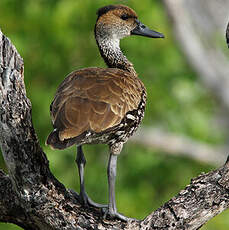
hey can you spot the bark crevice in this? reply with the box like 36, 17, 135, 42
0, 28, 228, 230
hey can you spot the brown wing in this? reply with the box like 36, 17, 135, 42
50, 67, 145, 141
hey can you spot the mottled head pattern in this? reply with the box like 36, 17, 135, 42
95, 5, 138, 40
94, 5, 138, 73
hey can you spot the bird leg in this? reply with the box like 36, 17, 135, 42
75, 145, 107, 208
103, 144, 129, 221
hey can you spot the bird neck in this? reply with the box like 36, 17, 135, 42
95, 35, 136, 75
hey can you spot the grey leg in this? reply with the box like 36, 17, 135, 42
107, 153, 118, 213
103, 144, 129, 221
75, 145, 107, 208
76, 145, 87, 205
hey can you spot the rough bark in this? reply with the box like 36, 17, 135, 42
0, 28, 229, 230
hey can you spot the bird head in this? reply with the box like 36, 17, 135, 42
95, 5, 164, 41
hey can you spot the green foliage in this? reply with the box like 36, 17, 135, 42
0, 0, 228, 229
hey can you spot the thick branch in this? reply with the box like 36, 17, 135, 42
0, 170, 32, 229
0, 28, 229, 230
0, 28, 129, 230
141, 160, 229, 229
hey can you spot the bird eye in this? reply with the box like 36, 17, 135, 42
121, 14, 129, 20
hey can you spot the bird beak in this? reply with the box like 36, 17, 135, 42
131, 19, 164, 38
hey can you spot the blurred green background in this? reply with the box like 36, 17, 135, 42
0, 0, 228, 229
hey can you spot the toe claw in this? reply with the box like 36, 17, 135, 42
71, 189, 107, 208
102, 208, 130, 221
87, 196, 107, 208
69, 189, 80, 199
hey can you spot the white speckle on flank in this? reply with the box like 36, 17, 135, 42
126, 114, 135, 120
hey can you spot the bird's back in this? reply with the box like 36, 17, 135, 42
47, 67, 146, 149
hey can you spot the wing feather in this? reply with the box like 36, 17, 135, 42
50, 67, 145, 141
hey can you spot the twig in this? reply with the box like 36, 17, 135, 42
130, 127, 228, 166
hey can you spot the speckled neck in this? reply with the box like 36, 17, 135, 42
95, 33, 136, 75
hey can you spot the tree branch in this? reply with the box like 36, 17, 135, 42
163, 0, 229, 113
0, 28, 229, 229
130, 127, 228, 166
141, 160, 229, 229
0, 170, 31, 229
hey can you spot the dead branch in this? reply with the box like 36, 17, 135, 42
163, 0, 229, 113
130, 127, 228, 166
0, 27, 229, 230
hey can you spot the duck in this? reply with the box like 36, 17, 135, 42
46, 4, 164, 221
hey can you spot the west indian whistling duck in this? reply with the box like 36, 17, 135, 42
46, 4, 164, 221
